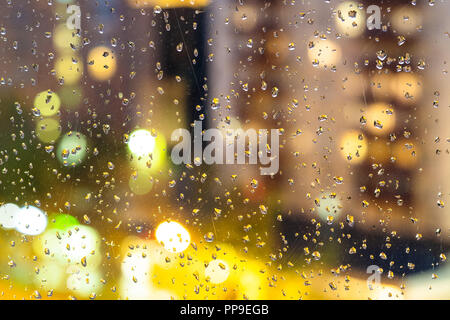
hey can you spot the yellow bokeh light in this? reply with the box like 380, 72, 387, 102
205, 259, 230, 284
155, 220, 190, 253
87, 46, 117, 81
364, 102, 396, 135
36, 117, 61, 143
55, 55, 83, 85
34, 90, 61, 117
340, 130, 368, 163
307, 38, 341, 68
239, 271, 263, 299
53, 24, 81, 52
335, 1, 366, 37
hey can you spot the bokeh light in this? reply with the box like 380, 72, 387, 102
335, 1, 366, 37
307, 38, 341, 68
56, 132, 88, 166
87, 46, 117, 81
15, 205, 47, 236
36, 117, 61, 143
55, 55, 83, 85
128, 129, 156, 157
34, 90, 61, 117
364, 102, 396, 135
53, 24, 81, 52
339, 130, 368, 163
316, 193, 343, 222
0, 203, 20, 229
155, 221, 190, 253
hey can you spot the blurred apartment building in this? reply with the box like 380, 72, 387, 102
207, 0, 450, 283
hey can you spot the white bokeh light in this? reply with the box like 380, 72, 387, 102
0, 203, 21, 229
155, 221, 191, 253
15, 205, 47, 236
128, 129, 156, 157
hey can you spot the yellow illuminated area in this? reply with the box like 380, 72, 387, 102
33, 261, 66, 291
34, 90, 61, 117
204, 259, 230, 284
119, 237, 177, 299
36, 117, 61, 143
66, 266, 103, 297
148, 241, 280, 299
155, 220, 191, 253
55, 55, 83, 85
87, 46, 117, 81
339, 130, 368, 163
364, 102, 396, 135
34, 224, 101, 267
307, 38, 341, 68
127, 0, 209, 8
53, 24, 81, 52
391, 7, 422, 34
369, 284, 404, 300
238, 271, 263, 299
56, 131, 88, 166
32, 220, 102, 296
335, 1, 366, 37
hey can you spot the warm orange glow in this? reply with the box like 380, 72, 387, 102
339, 130, 368, 163
87, 46, 117, 81
364, 102, 396, 135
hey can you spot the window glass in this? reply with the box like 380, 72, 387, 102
0, 0, 447, 300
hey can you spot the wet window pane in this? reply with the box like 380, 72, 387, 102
0, 0, 448, 300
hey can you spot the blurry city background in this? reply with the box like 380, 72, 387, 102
0, 0, 448, 299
